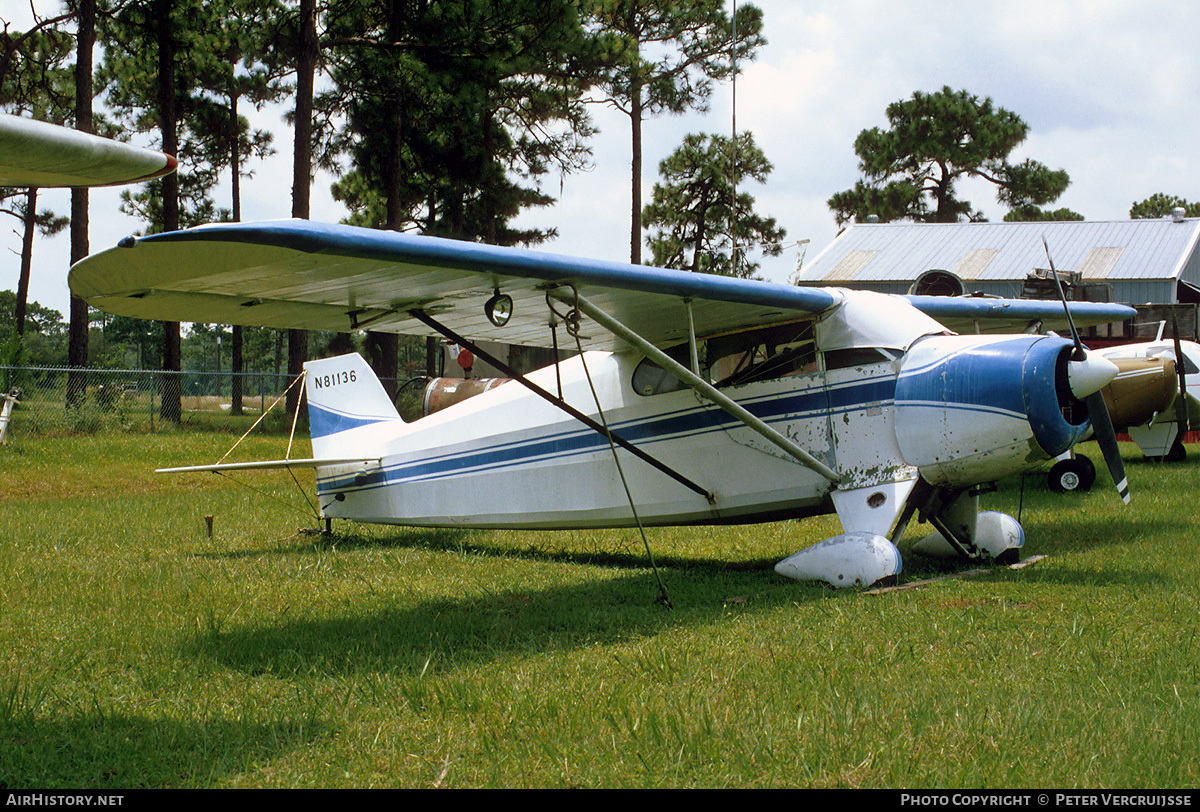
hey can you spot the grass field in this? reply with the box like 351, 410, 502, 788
2, 421, 1198, 788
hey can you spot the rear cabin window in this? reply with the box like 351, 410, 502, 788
631, 343, 691, 396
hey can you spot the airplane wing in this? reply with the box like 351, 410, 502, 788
905, 294, 1135, 336
69, 219, 1135, 352
69, 220, 842, 352
0, 113, 177, 188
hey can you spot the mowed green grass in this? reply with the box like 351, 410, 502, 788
2, 426, 1198, 788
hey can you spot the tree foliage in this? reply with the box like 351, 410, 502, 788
1, 289, 67, 366
0, 22, 74, 116
1130, 193, 1200, 219
0, 17, 73, 366
829, 86, 1071, 227
323, 0, 594, 245
643, 131, 784, 278
0, 1, 789, 376
587, 0, 766, 263
0, 188, 69, 340
1003, 205, 1084, 222
99, 0, 238, 232
184, 0, 284, 222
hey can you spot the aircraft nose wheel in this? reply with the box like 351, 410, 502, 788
1048, 455, 1096, 493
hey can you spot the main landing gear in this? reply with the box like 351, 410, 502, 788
774, 480, 1024, 588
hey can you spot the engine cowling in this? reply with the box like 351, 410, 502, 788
893, 334, 1108, 487
1103, 357, 1178, 428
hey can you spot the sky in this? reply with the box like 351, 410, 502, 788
4, 0, 1200, 322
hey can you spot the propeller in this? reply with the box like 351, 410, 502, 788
1171, 312, 1190, 451
1043, 237, 1130, 504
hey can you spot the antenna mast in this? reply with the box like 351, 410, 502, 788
731, 0, 739, 275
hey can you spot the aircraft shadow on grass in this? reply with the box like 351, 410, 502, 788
180, 480, 1194, 681
196, 524, 786, 572
184, 539, 831, 681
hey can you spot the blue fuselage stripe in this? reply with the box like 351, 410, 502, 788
316, 375, 899, 494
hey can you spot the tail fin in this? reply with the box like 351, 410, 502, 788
305, 353, 402, 458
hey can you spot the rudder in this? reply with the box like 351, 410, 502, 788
305, 352, 402, 458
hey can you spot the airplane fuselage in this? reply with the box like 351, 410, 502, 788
314, 350, 865, 528
308, 291, 1096, 535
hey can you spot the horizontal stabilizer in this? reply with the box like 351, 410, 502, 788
158, 457, 381, 474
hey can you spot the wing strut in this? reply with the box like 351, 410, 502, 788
406, 308, 716, 503
548, 288, 841, 484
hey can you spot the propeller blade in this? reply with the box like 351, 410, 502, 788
1044, 236, 1129, 503
1042, 236, 1085, 360
1086, 390, 1130, 504
1172, 313, 1189, 435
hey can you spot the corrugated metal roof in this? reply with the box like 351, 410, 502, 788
796, 220, 1200, 290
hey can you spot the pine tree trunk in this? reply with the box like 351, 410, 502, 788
67, 0, 96, 409
156, 0, 182, 423
629, 90, 644, 265
286, 0, 318, 420
14, 188, 36, 338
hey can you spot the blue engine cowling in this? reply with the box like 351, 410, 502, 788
893, 334, 1091, 487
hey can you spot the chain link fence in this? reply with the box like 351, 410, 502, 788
0, 365, 313, 436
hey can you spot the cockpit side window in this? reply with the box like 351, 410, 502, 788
631, 320, 818, 396
822, 347, 899, 371
710, 322, 818, 387
631, 343, 692, 396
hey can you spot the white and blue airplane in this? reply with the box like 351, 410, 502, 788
68, 220, 1135, 588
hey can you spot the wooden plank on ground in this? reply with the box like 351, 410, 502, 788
864, 555, 1047, 596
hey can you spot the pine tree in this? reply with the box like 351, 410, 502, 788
0, 18, 73, 368
829, 86, 1073, 227
100, 0, 243, 420
322, 0, 594, 386
643, 131, 783, 278
586, 0, 765, 263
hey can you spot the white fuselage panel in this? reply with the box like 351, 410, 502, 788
315, 352, 904, 529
